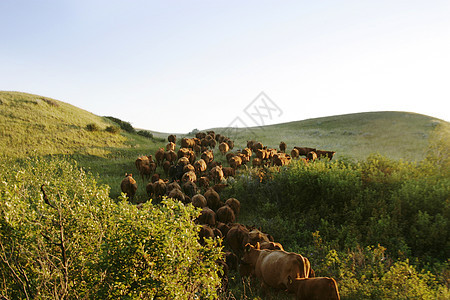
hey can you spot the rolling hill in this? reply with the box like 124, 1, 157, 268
209, 111, 448, 161
1, 91, 448, 163
0, 91, 129, 158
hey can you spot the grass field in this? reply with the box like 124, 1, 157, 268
1, 91, 449, 299
1, 91, 448, 202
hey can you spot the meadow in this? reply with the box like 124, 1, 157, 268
1, 91, 449, 299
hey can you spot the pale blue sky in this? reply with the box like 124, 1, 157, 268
1, 0, 449, 132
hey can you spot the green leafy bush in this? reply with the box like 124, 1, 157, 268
105, 125, 120, 134
86, 123, 100, 131
223, 151, 449, 298
137, 130, 153, 139
104, 116, 135, 133
0, 157, 222, 299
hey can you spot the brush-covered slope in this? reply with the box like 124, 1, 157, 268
0, 91, 127, 158
212, 111, 449, 161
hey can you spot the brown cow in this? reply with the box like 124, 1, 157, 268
120, 173, 138, 200
166, 142, 176, 151
242, 243, 311, 295
252, 142, 263, 152
229, 155, 242, 169
181, 171, 197, 183
291, 148, 300, 159
294, 147, 317, 157
225, 198, 240, 217
226, 223, 250, 258
168, 134, 176, 143
135, 155, 154, 181
210, 165, 224, 184
260, 241, 284, 251
201, 150, 214, 164
315, 150, 336, 160
168, 188, 185, 203
288, 277, 340, 300
194, 159, 207, 174
192, 194, 207, 208
181, 137, 196, 148
166, 181, 181, 194
197, 207, 216, 226
217, 222, 231, 238
177, 156, 190, 167
245, 229, 271, 246
307, 151, 318, 162
252, 157, 262, 167
152, 179, 167, 201
182, 180, 197, 198
219, 142, 230, 155
204, 187, 222, 210
164, 150, 177, 164
216, 205, 236, 224
162, 161, 171, 176
183, 164, 195, 174
242, 147, 252, 158
196, 132, 206, 139
279, 141, 287, 153
177, 147, 190, 159
197, 176, 210, 190
198, 224, 215, 246
155, 148, 165, 166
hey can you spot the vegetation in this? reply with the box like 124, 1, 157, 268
220, 126, 449, 299
0, 157, 222, 299
0, 92, 128, 157
210, 111, 444, 162
1, 91, 449, 299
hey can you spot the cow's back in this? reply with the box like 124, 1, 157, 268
293, 277, 340, 300
256, 251, 308, 290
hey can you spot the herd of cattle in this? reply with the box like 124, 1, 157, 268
120, 131, 339, 299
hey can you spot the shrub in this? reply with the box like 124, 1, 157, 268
96, 198, 222, 299
105, 125, 120, 134
104, 116, 135, 133
0, 157, 222, 299
86, 123, 100, 131
0, 157, 113, 299
137, 130, 153, 139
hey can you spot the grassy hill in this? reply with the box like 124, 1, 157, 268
209, 111, 447, 162
0, 91, 130, 158
2, 91, 449, 201
2, 91, 447, 162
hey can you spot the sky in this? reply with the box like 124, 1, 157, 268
1, 0, 449, 133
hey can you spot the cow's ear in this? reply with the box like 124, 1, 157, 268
256, 242, 260, 250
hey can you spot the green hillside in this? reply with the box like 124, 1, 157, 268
2, 91, 448, 163
210, 111, 448, 162
0, 91, 128, 158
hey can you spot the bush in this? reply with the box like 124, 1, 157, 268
105, 125, 120, 134
86, 123, 100, 131
104, 116, 135, 133
96, 198, 222, 299
137, 130, 153, 139
0, 157, 222, 299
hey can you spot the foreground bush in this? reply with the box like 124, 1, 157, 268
0, 157, 221, 299
222, 152, 449, 298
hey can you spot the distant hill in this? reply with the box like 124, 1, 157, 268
208, 111, 448, 162
0, 91, 128, 158
1, 91, 448, 162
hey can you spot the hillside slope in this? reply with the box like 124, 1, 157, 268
2, 91, 448, 162
210, 111, 448, 161
0, 91, 127, 158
